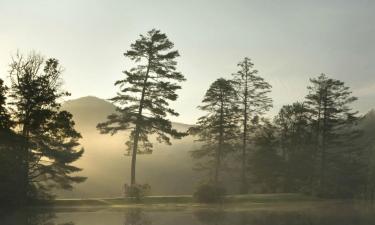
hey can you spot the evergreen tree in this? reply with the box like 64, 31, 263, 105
97, 29, 186, 187
189, 78, 239, 185
8, 52, 86, 201
231, 57, 272, 193
305, 73, 361, 197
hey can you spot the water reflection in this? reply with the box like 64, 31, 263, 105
1, 203, 375, 225
0, 209, 74, 225
193, 209, 226, 225
123, 208, 151, 225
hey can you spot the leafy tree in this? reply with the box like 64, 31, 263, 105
305, 73, 361, 197
231, 57, 272, 193
8, 52, 86, 201
275, 102, 314, 193
97, 29, 186, 187
189, 78, 239, 185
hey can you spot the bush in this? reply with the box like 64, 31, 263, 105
193, 183, 226, 203
124, 183, 151, 200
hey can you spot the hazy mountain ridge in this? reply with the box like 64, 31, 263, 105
59, 96, 198, 198
59, 96, 375, 198
62, 96, 193, 132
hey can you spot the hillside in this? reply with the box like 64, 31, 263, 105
59, 96, 199, 198
58, 96, 375, 198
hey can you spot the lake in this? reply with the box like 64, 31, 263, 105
1, 202, 375, 225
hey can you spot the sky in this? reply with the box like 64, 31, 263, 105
0, 0, 374, 124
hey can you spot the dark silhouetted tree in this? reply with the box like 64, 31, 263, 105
189, 78, 239, 185
231, 57, 272, 193
97, 29, 186, 187
305, 73, 361, 197
0, 78, 21, 206
8, 52, 86, 201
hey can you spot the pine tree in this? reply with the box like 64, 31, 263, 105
8, 52, 86, 201
97, 29, 186, 187
305, 73, 360, 197
189, 78, 239, 185
231, 57, 272, 193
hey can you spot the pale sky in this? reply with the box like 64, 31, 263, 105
0, 0, 374, 124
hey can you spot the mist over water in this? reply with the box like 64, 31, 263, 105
2, 203, 375, 225
1, 2, 375, 224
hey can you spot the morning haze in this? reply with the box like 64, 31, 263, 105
1, 1, 375, 225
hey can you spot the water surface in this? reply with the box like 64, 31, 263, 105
1, 202, 375, 225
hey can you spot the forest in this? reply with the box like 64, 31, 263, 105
1, 29, 375, 208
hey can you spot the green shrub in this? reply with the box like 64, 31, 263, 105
124, 183, 151, 200
193, 183, 226, 203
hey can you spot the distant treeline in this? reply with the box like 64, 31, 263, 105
1, 29, 375, 207
192, 70, 374, 199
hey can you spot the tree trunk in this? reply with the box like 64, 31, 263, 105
240, 107, 248, 193
21, 118, 30, 203
319, 90, 328, 195
215, 91, 225, 185
129, 54, 152, 186
130, 129, 139, 185
240, 70, 249, 194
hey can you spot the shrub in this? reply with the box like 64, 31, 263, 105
193, 183, 226, 203
124, 183, 151, 200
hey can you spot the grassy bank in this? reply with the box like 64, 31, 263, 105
45, 193, 322, 207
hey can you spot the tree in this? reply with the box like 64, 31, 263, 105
0, 78, 20, 206
305, 73, 361, 197
8, 52, 86, 201
275, 102, 314, 193
189, 78, 239, 185
97, 29, 186, 187
0, 79, 13, 130
231, 57, 272, 193
249, 118, 283, 193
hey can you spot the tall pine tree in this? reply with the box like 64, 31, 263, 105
305, 73, 360, 197
97, 29, 186, 187
231, 57, 272, 193
189, 78, 239, 185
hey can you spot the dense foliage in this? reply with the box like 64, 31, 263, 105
0, 52, 85, 206
193, 183, 226, 203
191, 65, 372, 199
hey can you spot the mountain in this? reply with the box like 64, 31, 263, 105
59, 96, 199, 198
